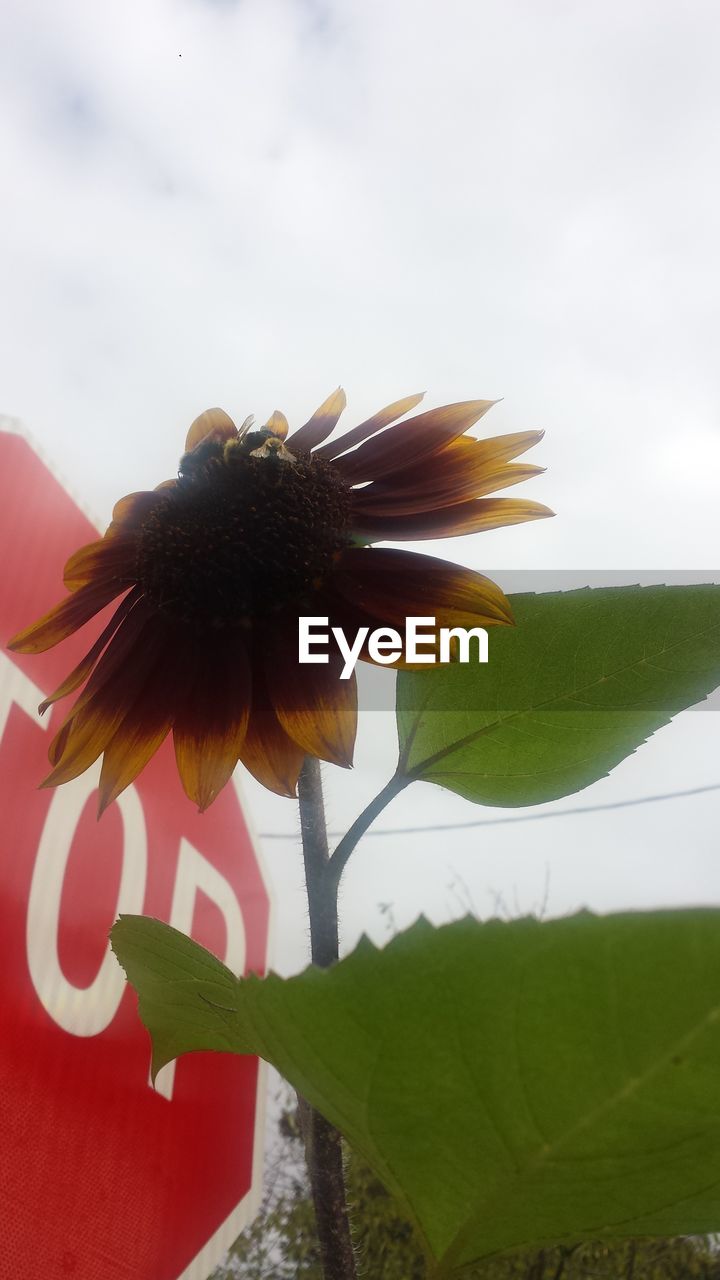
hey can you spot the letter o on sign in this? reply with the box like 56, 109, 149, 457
26, 764, 147, 1037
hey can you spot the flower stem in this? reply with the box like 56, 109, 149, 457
297, 756, 358, 1280
325, 771, 408, 895
298, 756, 340, 968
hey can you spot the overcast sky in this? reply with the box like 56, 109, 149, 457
2, 0, 720, 976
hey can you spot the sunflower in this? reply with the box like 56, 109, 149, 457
8, 390, 552, 812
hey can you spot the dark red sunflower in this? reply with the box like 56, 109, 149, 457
8, 389, 552, 810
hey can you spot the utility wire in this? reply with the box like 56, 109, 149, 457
257, 781, 720, 840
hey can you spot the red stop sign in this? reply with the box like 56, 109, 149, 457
0, 427, 271, 1279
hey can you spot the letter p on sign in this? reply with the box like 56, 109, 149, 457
0, 427, 272, 1280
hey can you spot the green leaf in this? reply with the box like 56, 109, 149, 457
396, 584, 720, 806
112, 910, 720, 1275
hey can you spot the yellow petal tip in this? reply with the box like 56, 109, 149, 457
185, 408, 237, 453
96, 791, 115, 820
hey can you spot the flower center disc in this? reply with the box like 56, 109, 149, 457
136, 440, 351, 627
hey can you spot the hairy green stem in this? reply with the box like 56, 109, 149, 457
297, 757, 358, 1280
325, 771, 407, 895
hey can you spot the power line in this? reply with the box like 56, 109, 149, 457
257, 781, 720, 840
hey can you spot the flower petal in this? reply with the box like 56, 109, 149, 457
8, 577, 131, 655
42, 607, 164, 783
173, 639, 251, 811
352, 461, 546, 516
42, 710, 117, 787
184, 408, 237, 453
95, 622, 193, 815
109, 489, 165, 532
263, 410, 289, 440
44, 690, 131, 787
240, 672, 306, 798
97, 706, 172, 817
285, 388, 347, 454
332, 547, 514, 630
63, 534, 138, 592
60, 597, 154, 723
38, 587, 143, 715
352, 498, 555, 543
333, 400, 498, 484
353, 429, 544, 504
313, 393, 426, 461
265, 632, 356, 767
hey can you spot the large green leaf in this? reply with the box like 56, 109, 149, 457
112, 911, 720, 1276
396, 585, 720, 806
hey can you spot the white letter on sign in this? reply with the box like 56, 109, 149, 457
26, 764, 147, 1037
153, 838, 247, 1100
0, 650, 48, 742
